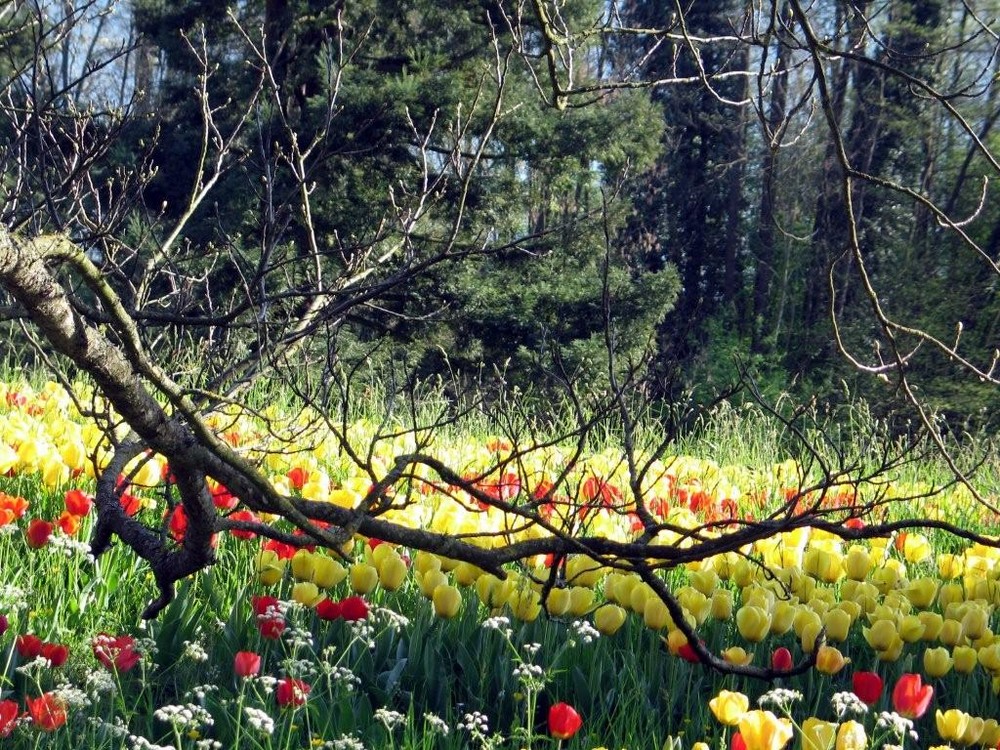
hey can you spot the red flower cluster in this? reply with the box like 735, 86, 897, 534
253, 596, 286, 639
92, 633, 142, 673
16, 634, 69, 667
316, 596, 369, 622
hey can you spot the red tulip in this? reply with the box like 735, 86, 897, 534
16, 634, 43, 659
731, 732, 748, 750
40, 642, 69, 667
340, 596, 369, 622
257, 613, 286, 640
64, 489, 92, 517
852, 671, 884, 705
57, 511, 80, 536
92, 633, 142, 673
251, 595, 280, 616
25, 519, 52, 549
891, 673, 933, 719
0, 699, 18, 737
233, 651, 261, 678
276, 677, 310, 707
0, 614, 8, 637
771, 647, 793, 672
548, 702, 583, 740
316, 598, 343, 620
26, 693, 66, 732
228, 509, 258, 540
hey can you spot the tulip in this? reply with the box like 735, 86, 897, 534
0, 699, 17, 738
891, 673, 933, 719
432, 584, 462, 619
736, 710, 793, 750
0, 614, 6, 637
938, 618, 964, 647
815, 645, 848, 675
851, 671, 883, 705
736, 606, 771, 643
544, 588, 571, 617
711, 589, 734, 620
980, 718, 1000, 748
548, 702, 582, 740
594, 605, 626, 635
771, 646, 793, 672
233, 651, 261, 678
453, 561, 481, 587
290, 550, 315, 581
863, 620, 901, 652
92, 633, 142, 672
709, 690, 749, 726
960, 715, 985, 745
953, 645, 978, 673
568, 586, 595, 616
275, 677, 310, 707
39, 642, 68, 667
822, 608, 852, 642
801, 717, 837, 750
835, 720, 867, 750
721, 646, 754, 666
935, 708, 971, 743
918, 611, 944, 641
509, 589, 541, 622
419, 569, 448, 598
339, 596, 369, 621
905, 577, 939, 609
962, 606, 989, 640
644, 598, 672, 630
26, 693, 67, 732
64, 489, 92, 516
257, 549, 286, 586
923, 647, 953, 678
770, 600, 796, 635
350, 563, 379, 594
292, 581, 322, 607
312, 555, 348, 589
25, 518, 53, 549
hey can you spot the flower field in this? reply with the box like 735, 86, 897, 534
1, 380, 1000, 749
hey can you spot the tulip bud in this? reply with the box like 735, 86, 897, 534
432, 584, 462, 619
594, 604, 627, 635
923, 646, 953, 678
349, 563, 379, 594
815, 645, 848, 675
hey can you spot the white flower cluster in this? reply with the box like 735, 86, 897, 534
284, 625, 314, 650
375, 606, 410, 631
831, 691, 869, 719
130, 735, 174, 750
88, 716, 129, 738
282, 657, 319, 679
423, 712, 450, 736
876, 711, 919, 742
349, 618, 376, 649
482, 616, 512, 636
570, 619, 600, 645
458, 711, 490, 734
326, 733, 366, 750
194, 740, 221, 750
53, 684, 91, 709
512, 662, 545, 686
46, 533, 95, 562
153, 703, 214, 730
15, 655, 54, 674
0, 584, 29, 612
243, 706, 275, 735
254, 674, 279, 694
184, 684, 219, 703
758, 688, 803, 710
521, 642, 542, 657
85, 668, 117, 697
182, 640, 209, 663
325, 665, 361, 691
374, 708, 406, 730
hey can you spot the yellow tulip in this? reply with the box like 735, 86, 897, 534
980, 718, 1000, 748
453, 562, 482, 587
939, 618, 964, 647
312, 555, 348, 589
413, 551, 442, 575
594, 604, 627, 635
935, 708, 971, 743
736, 606, 772, 642
801, 621, 824, 654
350, 562, 379, 594
292, 581, 322, 607
721, 646, 753, 666
801, 717, 837, 750
644, 598, 672, 631
690, 569, 719, 596
568, 586, 595, 616
815, 645, 849, 675
903, 533, 932, 564
708, 690, 749, 726
898, 614, 926, 643
961, 716, 985, 746
938, 553, 964, 580
377, 554, 408, 591
432, 584, 462, 619
962, 606, 989, 640
419, 569, 449, 598
544, 588, 571, 617
953, 645, 978, 673
737, 710, 793, 750
938, 582, 965, 609
290, 550, 316, 582
822, 608, 852, 642
835, 720, 867, 750
918, 611, 944, 641
711, 589, 734, 621
257, 549, 286, 586
844, 546, 872, 581
977, 643, 1000, 672
475, 574, 512, 608
508, 588, 541, 622
906, 578, 940, 609
923, 646, 953, 678
863, 619, 899, 651
770, 600, 796, 635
